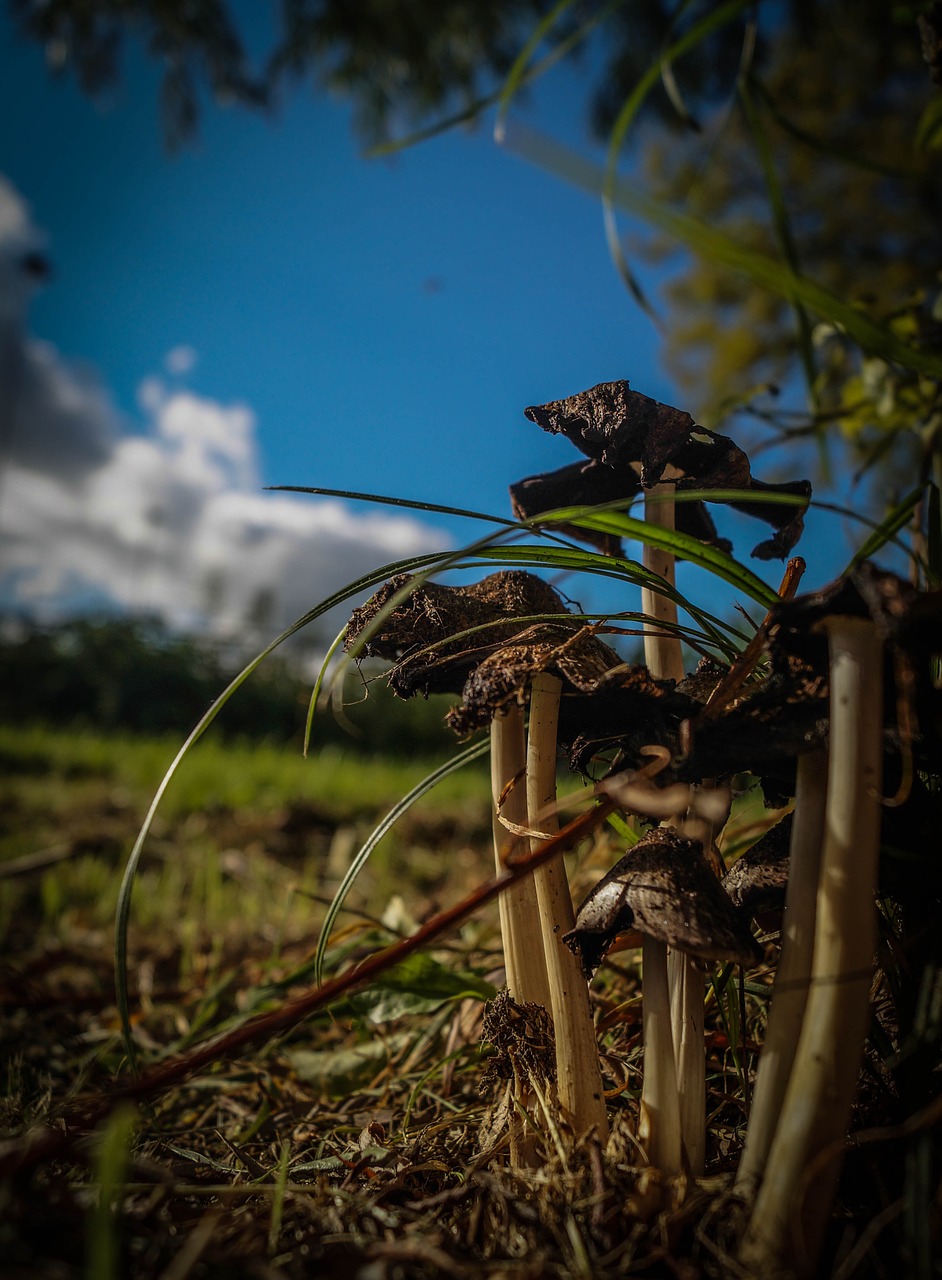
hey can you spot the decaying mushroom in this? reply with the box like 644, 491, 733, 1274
511, 380, 811, 561
345, 569, 613, 1151
734, 756, 826, 1204
722, 813, 793, 927
565, 828, 761, 1176
739, 567, 897, 1274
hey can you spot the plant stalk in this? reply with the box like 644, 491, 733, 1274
491, 702, 552, 1167
735, 749, 828, 1199
527, 671, 609, 1142
739, 616, 884, 1276
642, 482, 701, 1176
491, 704, 552, 1009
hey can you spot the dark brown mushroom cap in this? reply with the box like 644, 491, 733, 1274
517, 380, 811, 560
344, 569, 628, 723
722, 817, 792, 921
563, 828, 763, 979
446, 623, 626, 734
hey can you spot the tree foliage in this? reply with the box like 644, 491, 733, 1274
0, 614, 458, 751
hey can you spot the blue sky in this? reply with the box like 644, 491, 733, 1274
0, 11, 850, 653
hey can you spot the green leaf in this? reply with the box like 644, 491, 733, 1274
288, 1033, 411, 1095
352, 952, 496, 1023
915, 95, 942, 152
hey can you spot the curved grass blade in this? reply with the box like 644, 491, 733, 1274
268, 484, 518, 528
530, 505, 781, 607
114, 548, 482, 1075
601, 0, 753, 318
494, 0, 580, 144
504, 122, 942, 379
314, 737, 492, 986
366, 6, 612, 161
303, 623, 348, 757
463, 544, 750, 655
846, 485, 925, 572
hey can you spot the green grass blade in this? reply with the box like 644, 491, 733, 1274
314, 737, 492, 986
366, 5, 613, 160
85, 1105, 137, 1280
503, 122, 942, 379
494, 0, 580, 143
846, 486, 924, 571
268, 484, 517, 527
538, 506, 781, 608
268, 1140, 291, 1254
303, 623, 348, 757
928, 481, 941, 587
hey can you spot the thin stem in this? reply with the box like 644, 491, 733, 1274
643, 483, 700, 1175
527, 672, 609, 1142
735, 750, 828, 1199
491, 704, 552, 1169
639, 934, 683, 1176
740, 618, 884, 1276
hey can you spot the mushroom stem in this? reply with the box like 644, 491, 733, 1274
739, 617, 884, 1276
641, 483, 686, 686
735, 750, 828, 1200
526, 672, 609, 1143
490, 704, 552, 1168
491, 705, 553, 1009
639, 934, 683, 1176
642, 482, 703, 1176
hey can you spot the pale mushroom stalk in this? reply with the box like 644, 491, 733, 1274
491, 704, 554, 1008
735, 749, 828, 1199
740, 616, 884, 1276
639, 483, 706, 1172
526, 671, 609, 1142
491, 703, 553, 1168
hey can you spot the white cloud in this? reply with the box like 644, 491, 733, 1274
0, 177, 447, 647
164, 344, 197, 376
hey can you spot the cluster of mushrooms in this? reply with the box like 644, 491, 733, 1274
342, 383, 942, 1278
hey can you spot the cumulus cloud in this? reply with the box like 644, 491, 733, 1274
0, 176, 446, 646
0, 177, 117, 481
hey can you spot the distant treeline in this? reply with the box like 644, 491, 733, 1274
0, 615, 459, 754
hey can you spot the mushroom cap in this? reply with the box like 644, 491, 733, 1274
722, 816, 792, 922
518, 380, 810, 560
563, 827, 763, 978
344, 570, 572, 698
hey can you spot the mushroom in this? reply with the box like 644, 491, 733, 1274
345, 569, 612, 1152
512, 380, 811, 561
739, 572, 888, 1274
564, 828, 762, 1176
515, 379, 811, 1176
733, 760, 827, 1204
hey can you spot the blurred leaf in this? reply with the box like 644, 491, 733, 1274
503, 122, 942, 380
352, 952, 496, 1023
288, 1032, 411, 1095
915, 95, 942, 152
